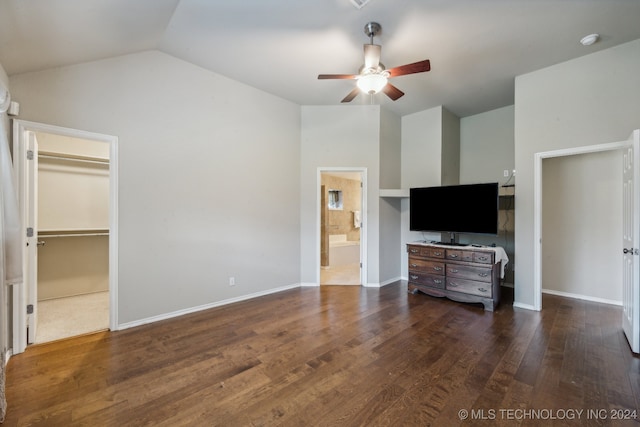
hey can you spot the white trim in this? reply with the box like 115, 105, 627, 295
542, 288, 622, 306
512, 302, 537, 311
533, 139, 631, 313
118, 283, 301, 330
380, 276, 403, 287
11, 120, 119, 353
317, 167, 368, 286
300, 282, 319, 287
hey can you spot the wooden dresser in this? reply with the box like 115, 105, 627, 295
407, 243, 502, 311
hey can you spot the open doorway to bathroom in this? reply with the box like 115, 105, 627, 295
320, 171, 362, 285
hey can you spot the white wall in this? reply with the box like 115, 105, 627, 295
514, 38, 640, 308
300, 105, 381, 285
10, 50, 301, 325
542, 150, 622, 303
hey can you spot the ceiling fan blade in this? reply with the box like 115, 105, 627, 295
363, 44, 381, 70
318, 74, 358, 80
387, 59, 431, 77
341, 87, 360, 103
382, 83, 405, 101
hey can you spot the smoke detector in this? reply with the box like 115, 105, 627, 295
580, 34, 599, 46
350, 0, 372, 9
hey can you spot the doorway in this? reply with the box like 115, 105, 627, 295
533, 136, 636, 311
319, 169, 364, 285
12, 120, 118, 353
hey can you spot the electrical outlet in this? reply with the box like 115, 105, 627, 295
229, 277, 235, 286
503, 169, 509, 177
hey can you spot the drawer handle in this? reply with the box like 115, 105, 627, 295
433, 266, 442, 271
478, 287, 488, 293
449, 269, 458, 273
478, 273, 488, 277
434, 279, 442, 284
410, 275, 419, 280
410, 249, 419, 253
478, 256, 489, 261
449, 282, 458, 287
434, 251, 442, 256
410, 263, 418, 268
449, 254, 458, 258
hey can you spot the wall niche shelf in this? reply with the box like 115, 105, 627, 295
379, 189, 409, 198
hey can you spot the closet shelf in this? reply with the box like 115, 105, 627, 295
39, 228, 109, 238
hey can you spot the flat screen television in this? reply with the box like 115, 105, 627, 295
410, 182, 499, 235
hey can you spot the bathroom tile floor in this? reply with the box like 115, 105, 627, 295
320, 263, 360, 285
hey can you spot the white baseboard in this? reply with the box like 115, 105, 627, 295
362, 282, 380, 288
300, 282, 319, 287
118, 283, 301, 330
512, 302, 538, 311
542, 288, 622, 306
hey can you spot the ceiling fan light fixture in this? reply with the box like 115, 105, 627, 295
357, 73, 387, 94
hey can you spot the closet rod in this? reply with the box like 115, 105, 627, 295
38, 153, 109, 165
39, 232, 109, 238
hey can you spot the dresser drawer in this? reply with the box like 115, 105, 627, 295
446, 264, 493, 282
407, 246, 422, 256
445, 249, 474, 262
446, 278, 492, 297
408, 258, 445, 275
407, 245, 446, 259
408, 272, 445, 289
423, 247, 445, 258
473, 251, 494, 264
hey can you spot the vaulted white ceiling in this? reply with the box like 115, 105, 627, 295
1, 0, 639, 117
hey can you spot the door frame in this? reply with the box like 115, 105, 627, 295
533, 139, 633, 311
317, 167, 367, 286
12, 119, 118, 354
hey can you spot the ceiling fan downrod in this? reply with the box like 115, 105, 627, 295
364, 22, 381, 43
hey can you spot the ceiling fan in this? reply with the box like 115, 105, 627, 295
318, 22, 431, 103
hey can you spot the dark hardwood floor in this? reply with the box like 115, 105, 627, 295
4, 282, 640, 426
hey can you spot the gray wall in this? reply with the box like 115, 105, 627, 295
10, 50, 302, 325
459, 105, 515, 283
0, 61, 10, 356
400, 106, 450, 278
460, 105, 515, 185
378, 108, 402, 285
300, 105, 381, 285
514, 38, 640, 308
542, 150, 622, 303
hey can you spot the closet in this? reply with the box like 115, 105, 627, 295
35, 132, 109, 343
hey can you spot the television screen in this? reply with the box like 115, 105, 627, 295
409, 183, 499, 235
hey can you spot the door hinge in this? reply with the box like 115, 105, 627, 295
27, 304, 34, 314
26, 227, 34, 237
27, 150, 34, 160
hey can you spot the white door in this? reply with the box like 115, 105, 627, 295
12, 129, 39, 351
25, 131, 39, 344
622, 129, 639, 353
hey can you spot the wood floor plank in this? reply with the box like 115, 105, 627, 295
4, 284, 640, 426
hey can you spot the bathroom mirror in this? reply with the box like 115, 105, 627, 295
328, 189, 343, 210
